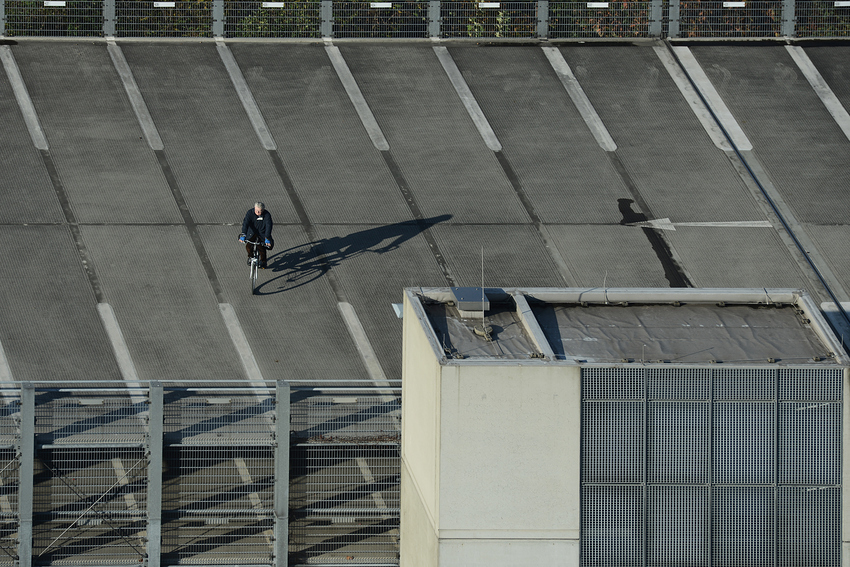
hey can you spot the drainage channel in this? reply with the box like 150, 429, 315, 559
663, 39, 850, 335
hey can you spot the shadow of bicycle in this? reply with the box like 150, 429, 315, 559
253, 214, 452, 295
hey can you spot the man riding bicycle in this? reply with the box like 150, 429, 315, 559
239, 202, 274, 269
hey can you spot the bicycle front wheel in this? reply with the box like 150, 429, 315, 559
250, 259, 258, 295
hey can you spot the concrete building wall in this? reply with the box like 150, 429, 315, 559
437, 363, 580, 541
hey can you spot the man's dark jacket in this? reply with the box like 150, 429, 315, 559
241, 208, 274, 245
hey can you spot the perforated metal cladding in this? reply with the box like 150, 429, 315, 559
581, 366, 841, 566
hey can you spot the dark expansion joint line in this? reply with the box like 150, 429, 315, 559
268, 150, 346, 302
40, 149, 105, 304
381, 151, 456, 287
154, 150, 224, 303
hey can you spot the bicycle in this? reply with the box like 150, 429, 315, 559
242, 237, 269, 295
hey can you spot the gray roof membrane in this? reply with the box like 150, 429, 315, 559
411, 288, 848, 366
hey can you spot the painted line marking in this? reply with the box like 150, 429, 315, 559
786, 46, 850, 145
216, 40, 277, 151
111, 457, 139, 512
541, 46, 617, 152
0, 339, 12, 388
1, 45, 49, 150
631, 218, 773, 231
671, 46, 753, 151
219, 303, 266, 388
654, 45, 733, 152
433, 46, 502, 152
97, 303, 146, 405
325, 44, 390, 151
107, 41, 164, 151
356, 457, 388, 511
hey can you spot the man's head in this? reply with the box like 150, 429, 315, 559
254, 202, 265, 216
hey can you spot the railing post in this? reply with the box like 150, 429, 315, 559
274, 381, 290, 567
321, 0, 333, 38
428, 0, 441, 38
212, 0, 224, 37
536, 0, 549, 39
103, 0, 116, 36
146, 382, 164, 567
649, 0, 663, 36
781, 0, 796, 37
17, 384, 34, 567
668, 0, 681, 37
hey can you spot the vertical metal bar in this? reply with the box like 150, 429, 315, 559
781, 0, 795, 37
642, 368, 648, 567
428, 0, 441, 38
321, 0, 333, 38
708, 368, 713, 567
146, 382, 164, 567
212, 0, 224, 37
18, 384, 34, 567
274, 381, 290, 567
536, 0, 548, 39
774, 369, 779, 567
1, 0, 6, 37
668, 0, 680, 38
103, 0, 116, 36
649, 0, 663, 36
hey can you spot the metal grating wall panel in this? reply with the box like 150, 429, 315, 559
581, 366, 841, 567
646, 485, 709, 566
712, 487, 776, 565
581, 485, 643, 567
582, 401, 644, 484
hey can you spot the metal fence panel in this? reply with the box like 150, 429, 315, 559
2, 0, 103, 37
549, 0, 651, 38
115, 0, 212, 37
224, 0, 321, 37
161, 446, 275, 565
795, 0, 850, 36
34, 391, 147, 447
676, 0, 783, 37
163, 390, 275, 446
333, 0, 429, 37
32, 447, 148, 565
440, 1, 537, 37
0, 448, 17, 567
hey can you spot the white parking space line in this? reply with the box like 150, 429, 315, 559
433, 46, 502, 152
97, 304, 146, 405
216, 40, 277, 151
785, 46, 850, 144
106, 41, 164, 151
632, 218, 773, 231
541, 46, 617, 152
1, 45, 49, 150
337, 302, 391, 390
654, 45, 734, 152
0, 339, 12, 387
111, 457, 138, 511
670, 46, 753, 151
356, 457, 388, 510
219, 303, 266, 388
325, 44, 390, 151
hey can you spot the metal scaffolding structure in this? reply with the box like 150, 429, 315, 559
0, 0, 848, 38
0, 381, 401, 567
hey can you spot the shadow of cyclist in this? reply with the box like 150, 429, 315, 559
257, 214, 452, 294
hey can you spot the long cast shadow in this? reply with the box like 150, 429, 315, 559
255, 214, 452, 295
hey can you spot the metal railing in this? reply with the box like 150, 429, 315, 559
1, 0, 849, 37
0, 381, 401, 567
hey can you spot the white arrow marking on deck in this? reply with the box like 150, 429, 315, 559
631, 219, 773, 231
